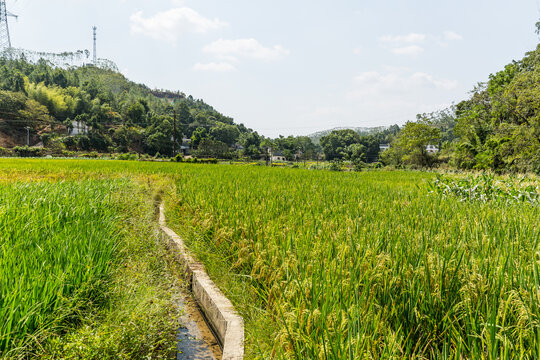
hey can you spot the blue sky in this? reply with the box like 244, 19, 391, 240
6, 0, 540, 137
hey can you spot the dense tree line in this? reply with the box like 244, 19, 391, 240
319, 126, 400, 164
0, 57, 255, 156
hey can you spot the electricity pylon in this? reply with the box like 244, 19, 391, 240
93, 26, 97, 64
0, 0, 17, 49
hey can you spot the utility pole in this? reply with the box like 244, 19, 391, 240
93, 26, 97, 65
24, 126, 30, 146
173, 110, 177, 155
0, 0, 17, 50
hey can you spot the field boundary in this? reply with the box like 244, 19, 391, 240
158, 203, 245, 360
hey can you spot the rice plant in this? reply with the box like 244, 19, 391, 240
1, 159, 539, 359
0, 180, 123, 354
168, 167, 540, 359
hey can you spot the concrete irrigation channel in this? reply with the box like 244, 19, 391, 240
159, 203, 245, 360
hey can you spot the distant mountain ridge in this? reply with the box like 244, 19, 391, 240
308, 126, 390, 144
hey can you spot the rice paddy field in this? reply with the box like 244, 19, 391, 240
0, 161, 180, 359
1, 159, 539, 359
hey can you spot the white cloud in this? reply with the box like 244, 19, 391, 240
391, 45, 424, 56
334, 67, 461, 129
379, 33, 426, 44
352, 67, 458, 95
193, 62, 235, 72
443, 31, 463, 41
203, 38, 289, 62
379, 33, 426, 56
379, 31, 463, 55
410, 72, 459, 90
130, 7, 227, 43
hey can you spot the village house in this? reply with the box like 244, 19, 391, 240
426, 145, 439, 154
180, 137, 192, 155
68, 120, 89, 136
271, 150, 286, 162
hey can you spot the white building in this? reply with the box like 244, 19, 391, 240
69, 120, 89, 136
426, 145, 439, 154
271, 151, 287, 162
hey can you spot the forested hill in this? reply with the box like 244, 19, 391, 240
0, 57, 253, 155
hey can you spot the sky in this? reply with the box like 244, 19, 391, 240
6, 0, 540, 137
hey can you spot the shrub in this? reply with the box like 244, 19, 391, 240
329, 160, 342, 172
80, 151, 99, 158
353, 162, 364, 172
60, 150, 77, 158
171, 154, 184, 162
13, 146, 43, 158
182, 157, 217, 164
47, 138, 67, 154
0, 147, 12, 157
116, 153, 138, 161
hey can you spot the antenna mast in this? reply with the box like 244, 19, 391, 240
0, 0, 17, 50
92, 26, 97, 64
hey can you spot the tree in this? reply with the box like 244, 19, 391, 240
210, 124, 240, 146
10, 71, 26, 93
144, 115, 174, 156
177, 102, 193, 125
195, 138, 231, 158
320, 129, 361, 160
394, 121, 441, 167
113, 126, 144, 153
0, 90, 27, 114
452, 43, 540, 172
416, 107, 457, 144
239, 131, 261, 159
125, 102, 146, 126
344, 143, 367, 163
357, 135, 380, 163
19, 99, 52, 127
191, 127, 209, 149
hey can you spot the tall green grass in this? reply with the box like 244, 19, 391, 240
166, 167, 540, 359
1, 159, 539, 358
0, 180, 123, 354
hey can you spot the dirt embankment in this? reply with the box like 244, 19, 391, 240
0, 129, 21, 148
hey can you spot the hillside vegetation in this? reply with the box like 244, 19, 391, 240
0, 57, 254, 156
